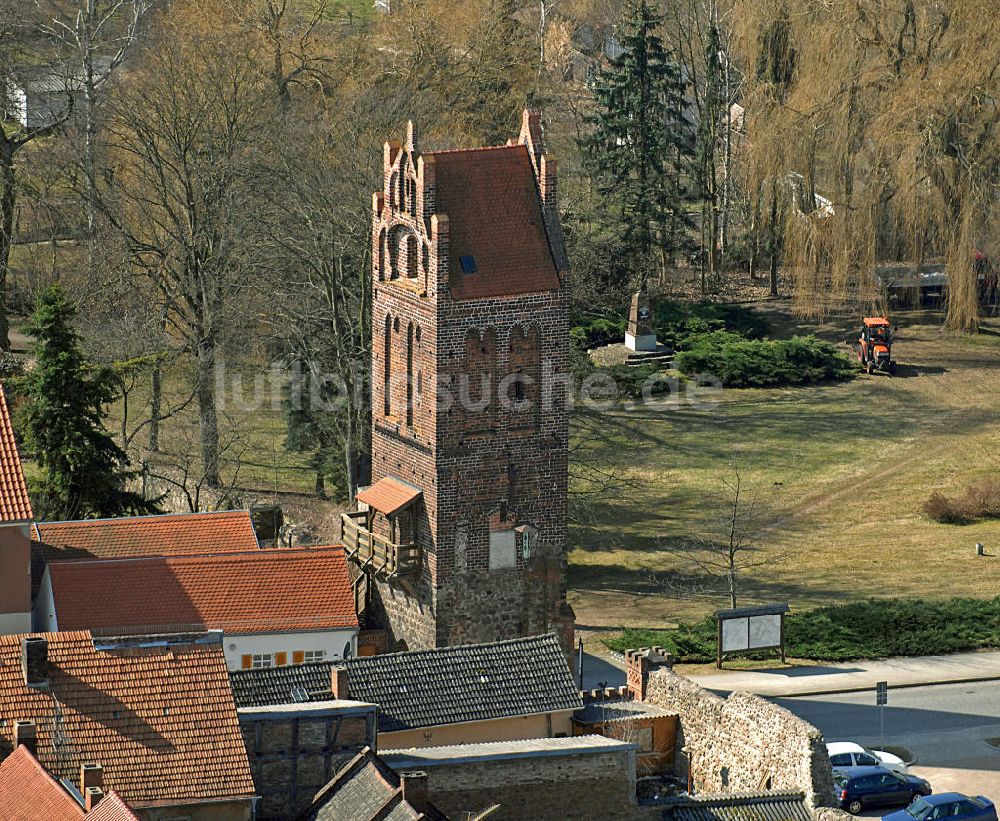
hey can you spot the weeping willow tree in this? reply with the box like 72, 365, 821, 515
729, 0, 1000, 330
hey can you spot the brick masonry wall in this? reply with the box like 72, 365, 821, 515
644, 670, 836, 808
240, 711, 376, 821
406, 749, 639, 821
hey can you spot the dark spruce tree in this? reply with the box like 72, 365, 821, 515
19, 286, 159, 520
580, 0, 695, 292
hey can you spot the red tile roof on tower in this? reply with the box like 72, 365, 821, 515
428, 144, 560, 300
0, 631, 255, 809
30, 510, 260, 598
0, 385, 33, 522
47, 548, 358, 635
0, 746, 141, 820
356, 477, 422, 517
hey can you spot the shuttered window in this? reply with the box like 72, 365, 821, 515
241, 655, 252, 670
275, 652, 287, 666
292, 651, 305, 665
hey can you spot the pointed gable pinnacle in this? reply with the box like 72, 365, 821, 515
406, 120, 418, 153
519, 108, 544, 165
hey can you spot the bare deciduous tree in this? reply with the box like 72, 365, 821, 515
96, 0, 272, 487
653, 457, 781, 609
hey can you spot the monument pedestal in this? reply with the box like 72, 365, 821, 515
626, 291, 657, 352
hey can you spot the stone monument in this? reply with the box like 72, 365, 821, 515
626, 290, 657, 352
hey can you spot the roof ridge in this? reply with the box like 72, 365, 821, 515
347, 631, 559, 662
49, 546, 345, 568
423, 143, 526, 157
37, 509, 250, 526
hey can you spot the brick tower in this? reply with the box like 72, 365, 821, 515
341, 111, 575, 652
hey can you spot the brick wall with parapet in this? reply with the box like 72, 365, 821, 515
643, 669, 836, 808
388, 747, 643, 821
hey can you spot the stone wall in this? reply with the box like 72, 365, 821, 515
644, 669, 835, 807
238, 702, 377, 821
383, 738, 641, 821
812, 808, 855, 821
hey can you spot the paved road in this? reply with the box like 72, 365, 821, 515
775, 681, 1000, 809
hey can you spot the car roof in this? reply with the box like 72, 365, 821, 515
827, 742, 865, 755
922, 794, 971, 805
838, 765, 892, 778
864, 317, 891, 326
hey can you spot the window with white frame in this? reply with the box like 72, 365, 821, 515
303, 650, 325, 663
251, 653, 274, 669
489, 529, 517, 570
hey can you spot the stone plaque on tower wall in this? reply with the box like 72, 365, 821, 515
626, 291, 657, 352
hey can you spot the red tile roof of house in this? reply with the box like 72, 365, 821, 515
0, 745, 85, 820
0, 747, 141, 820
87, 794, 141, 821
33, 509, 259, 559
31, 510, 260, 598
429, 144, 560, 300
0, 631, 255, 809
0, 385, 33, 522
356, 477, 422, 517
48, 548, 358, 635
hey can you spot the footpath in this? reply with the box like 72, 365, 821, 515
582, 649, 1000, 697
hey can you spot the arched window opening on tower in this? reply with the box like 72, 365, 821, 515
383, 314, 392, 416
405, 234, 418, 279
406, 322, 415, 427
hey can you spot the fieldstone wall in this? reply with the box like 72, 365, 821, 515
644, 669, 835, 808
813, 808, 854, 821
238, 703, 377, 821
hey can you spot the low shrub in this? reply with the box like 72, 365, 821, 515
924, 481, 1000, 524
654, 301, 770, 343
604, 597, 1000, 662
674, 331, 855, 388
569, 302, 768, 354
570, 317, 627, 350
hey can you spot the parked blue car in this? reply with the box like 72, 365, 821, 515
883, 793, 998, 820
833, 766, 932, 815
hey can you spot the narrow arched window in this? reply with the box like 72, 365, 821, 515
383, 314, 392, 416
406, 234, 418, 279
406, 322, 415, 428
377, 228, 387, 279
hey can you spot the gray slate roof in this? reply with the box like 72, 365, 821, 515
661, 792, 812, 821
302, 746, 448, 821
230, 633, 581, 732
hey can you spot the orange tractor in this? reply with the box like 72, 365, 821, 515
856, 317, 896, 375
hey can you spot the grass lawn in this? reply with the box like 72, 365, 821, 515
569, 302, 1000, 639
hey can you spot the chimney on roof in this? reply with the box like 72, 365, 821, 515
331, 666, 349, 699
400, 771, 429, 809
21, 637, 48, 688
81, 763, 103, 797
84, 787, 104, 812
14, 720, 36, 755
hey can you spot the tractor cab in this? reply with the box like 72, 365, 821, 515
857, 317, 896, 375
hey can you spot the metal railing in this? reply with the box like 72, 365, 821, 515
340, 512, 420, 578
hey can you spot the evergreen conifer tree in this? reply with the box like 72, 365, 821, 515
580, 0, 695, 289
19, 286, 159, 520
